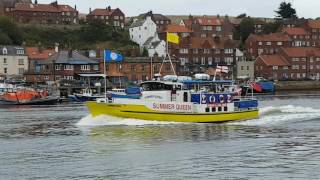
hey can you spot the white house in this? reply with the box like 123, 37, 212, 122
143, 34, 166, 57
0, 46, 28, 78
129, 16, 166, 57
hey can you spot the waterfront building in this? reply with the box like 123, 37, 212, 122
171, 36, 238, 76
86, 6, 125, 28
245, 32, 292, 60
281, 27, 311, 47
0, 45, 28, 79
181, 15, 234, 40
138, 11, 171, 31
24, 47, 56, 84
11, 1, 78, 24
99, 56, 178, 87
255, 47, 320, 80
129, 16, 166, 57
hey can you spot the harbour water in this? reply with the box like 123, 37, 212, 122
1, 94, 320, 179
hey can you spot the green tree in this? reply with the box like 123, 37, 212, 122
0, 16, 23, 44
0, 31, 12, 44
238, 17, 255, 43
263, 21, 281, 34
275, 1, 297, 19
142, 48, 149, 57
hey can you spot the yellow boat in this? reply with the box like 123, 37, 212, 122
86, 81, 259, 123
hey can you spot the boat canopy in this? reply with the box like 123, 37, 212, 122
181, 80, 234, 85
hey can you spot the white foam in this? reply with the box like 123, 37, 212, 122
231, 105, 320, 126
76, 114, 182, 126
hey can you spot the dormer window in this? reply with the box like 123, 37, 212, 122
3, 48, 7, 55
17, 49, 24, 55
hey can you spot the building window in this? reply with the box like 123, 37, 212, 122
193, 57, 199, 63
216, 26, 222, 31
131, 65, 136, 71
258, 49, 264, 55
63, 76, 72, 80
224, 49, 233, 54
4, 68, 7, 74
258, 41, 262, 46
224, 57, 233, 65
81, 65, 90, 70
283, 66, 288, 70
64, 65, 73, 70
179, 48, 188, 54
18, 68, 24, 75
55, 65, 61, 70
204, 49, 210, 54
17, 49, 24, 55
201, 57, 206, 65
3, 58, 7, 64
266, 42, 271, 46
208, 57, 213, 65
44, 76, 49, 80
292, 58, 299, 62
180, 58, 187, 65
93, 65, 99, 71
18, 59, 24, 65
215, 49, 220, 54
201, 34, 207, 38
193, 49, 198, 54
241, 66, 244, 70
302, 65, 306, 69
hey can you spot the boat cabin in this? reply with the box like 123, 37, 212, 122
140, 81, 191, 103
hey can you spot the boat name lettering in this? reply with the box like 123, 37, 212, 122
153, 103, 192, 111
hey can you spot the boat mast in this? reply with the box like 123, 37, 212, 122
104, 53, 107, 99
159, 33, 176, 76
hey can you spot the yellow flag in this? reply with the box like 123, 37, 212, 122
167, 33, 179, 44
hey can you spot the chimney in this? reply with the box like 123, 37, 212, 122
68, 50, 73, 58
54, 43, 59, 53
34, 0, 38, 5
107, 6, 111, 11
89, 7, 91, 13
74, 5, 77, 10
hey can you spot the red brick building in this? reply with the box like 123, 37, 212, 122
182, 15, 234, 40
171, 36, 238, 76
303, 20, 320, 47
99, 57, 178, 87
246, 33, 292, 60
86, 6, 125, 28
12, 1, 78, 24
281, 27, 311, 47
24, 47, 56, 83
255, 47, 320, 80
255, 55, 290, 80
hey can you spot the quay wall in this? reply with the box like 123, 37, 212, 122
276, 81, 320, 90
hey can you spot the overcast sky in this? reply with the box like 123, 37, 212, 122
38, 0, 319, 18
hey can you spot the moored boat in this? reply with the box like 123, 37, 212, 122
86, 80, 259, 123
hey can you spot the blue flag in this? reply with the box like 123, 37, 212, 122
104, 49, 123, 62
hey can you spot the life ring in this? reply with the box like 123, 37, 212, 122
209, 95, 215, 103
227, 94, 232, 103
219, 94, 225, 103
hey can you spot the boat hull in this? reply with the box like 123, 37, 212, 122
86, 101, 259, 123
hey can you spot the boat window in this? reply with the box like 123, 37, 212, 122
224, 107, 228, 112
183, 92, 188, 102
218, 107, 222, 112
141, 82, 173, 91
212, 107, 216, 112
205, 107, 210, 112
